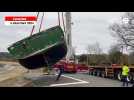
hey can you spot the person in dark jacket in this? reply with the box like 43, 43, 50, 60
56, 66, 64, 81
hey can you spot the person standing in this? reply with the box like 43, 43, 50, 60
56, 66, 64, 81
122, 64, 130, 87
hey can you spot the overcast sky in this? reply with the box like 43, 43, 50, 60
0, 12, 125, 54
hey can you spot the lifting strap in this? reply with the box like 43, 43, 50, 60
62, 12, 66, 32
30, 12, 40, 36
58, 12, 66, 32
58, 12, 61, 26
39, 12, 45, 32
30, 12, 65, 36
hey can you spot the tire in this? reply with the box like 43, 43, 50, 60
101, 71, 105, 78
132, 73, 134, 84
114, 72, 118, 80
97, 71, 101, 77
89, 71, 91, 75
127, 74, 133, 82
94, 71, 97, 76
90, 71, 93, 75
73, 71, 77, 73
117, 71, 122, 81
93, 70, 96, 76
117, 71, 133, 82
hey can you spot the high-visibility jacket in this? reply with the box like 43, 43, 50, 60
122, 65, 129, 76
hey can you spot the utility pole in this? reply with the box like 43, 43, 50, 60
65, 12, 73, 61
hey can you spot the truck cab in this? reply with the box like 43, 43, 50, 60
54, 59, 77, 73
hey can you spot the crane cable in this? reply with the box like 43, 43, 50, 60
39, 12, 45, 32
30, 12, 40, 36
62, 12, 66, 32
58, 12, 66, 32
30, 12, 65, 36
58, 12, 61, 26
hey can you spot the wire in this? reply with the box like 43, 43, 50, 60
62, 12, 66, 32
39, 12, 45, 32
58, 12, 61, 26
30, 12, 40, 36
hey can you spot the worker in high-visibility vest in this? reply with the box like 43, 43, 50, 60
122, 64, 130, 87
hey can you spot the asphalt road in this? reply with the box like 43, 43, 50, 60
61, 73, 133, 87
0, 62, 133, 87
0, 61, 133, 87
23, 72, 133, 87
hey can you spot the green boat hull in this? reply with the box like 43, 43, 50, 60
8, 26, 67, 69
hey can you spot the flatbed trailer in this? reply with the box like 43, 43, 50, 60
89, 65, 134, 82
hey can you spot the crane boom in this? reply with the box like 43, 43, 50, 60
65, 12, 73, 61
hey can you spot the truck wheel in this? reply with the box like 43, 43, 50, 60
93, 71, 96, 76
101, 71, 105, 78
94, 71, 97, 76
73, 71, 77, 73
97, 71, 101, 77
91, 71, 93, 75
127, 74, 133, 82
114, 72, 118, 80
132, 73, 134, 83
127, 76, 130, 82
89, 71, 91, 75
117, 72, 122, 81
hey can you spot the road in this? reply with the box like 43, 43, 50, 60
23, 72, 133, 87
0, 61, 133, 87
59, 73, 133, 87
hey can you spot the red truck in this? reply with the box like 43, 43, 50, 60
54, 59, 77, 73
54, 59, 89, 73
76, 63, 89, 72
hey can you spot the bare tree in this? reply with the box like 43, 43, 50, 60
71, 46, 78, 63
87, 42, 102, 54
128, 52, 134, 65
86, 42, 103, 65
108, 44, 121, 64
109, 12, 134, 51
